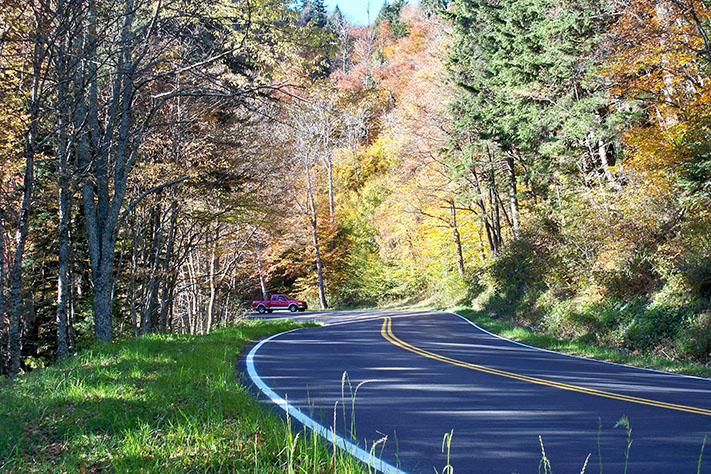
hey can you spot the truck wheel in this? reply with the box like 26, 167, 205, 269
289, 304, 297, 312
257, 305, 266, 314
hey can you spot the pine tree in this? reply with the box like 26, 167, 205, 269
299, 0, 327, 28
376, 0, 408, 37
328, 5, 345, 30
448, 0, 618, 194
328, 5, 351, 73
312, 0, 327, 28
299, 0, 315, 25
421, 0, 448, 16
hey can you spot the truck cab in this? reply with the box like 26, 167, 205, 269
252, 294, 308, 313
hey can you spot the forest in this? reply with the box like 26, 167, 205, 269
1, 0, 710, 377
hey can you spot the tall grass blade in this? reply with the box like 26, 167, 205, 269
614, 416, 632, 474
698, 434, 708, 474
580, 453, 591, 474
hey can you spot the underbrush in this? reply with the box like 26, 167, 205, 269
471, 266, 711, 368
470, 189, 711, 367
0, 319, 369, 474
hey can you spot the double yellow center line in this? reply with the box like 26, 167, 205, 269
381, 317, 711, 417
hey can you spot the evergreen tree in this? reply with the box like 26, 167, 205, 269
299, 0, 327, 28
299, 0, 315, 25
421, 0, 449, 16
328, 5, 352, 74
376, 0, 408, 38
328, 5, 346, 31
448, 0, 618, 197
312, 0, 327, 28
295, 0, 337, 78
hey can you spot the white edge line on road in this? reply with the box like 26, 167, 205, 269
245, 330, 409, 474
448, 311, 711, 382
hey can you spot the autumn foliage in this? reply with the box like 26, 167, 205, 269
2, 0, 711, 374
606, 1, 711, 193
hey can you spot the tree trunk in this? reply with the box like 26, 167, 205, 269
166, 279, 176, 332
256, 248, 268, 301
162, 273, 177, 333
327, 156, 335, 222
187, 253, 198, 335
56, 25, 72, 358
489, 187, 501, 255
306, 162, 328, 309
468, 157, 496, 256
594, 110, 616, 185
313, 231, 327, 309
506, 152, 520, 240
141, 205, 163, 335
0, 219, 7, 374
67, 214, 77, 352
80, 0, 135, 343
158, 203, 178, 333
206, 231, 218, 334
93, 259, 114, 342
8, 150, 35, 376
449, 199, 465, 276
129, 216, 139, 337
8, 37, 41, 375
598, 137, 614, 183
56, 103, 71, 359
487, 149, 502, 255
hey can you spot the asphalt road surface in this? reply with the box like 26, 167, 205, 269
242, 310, 711, 473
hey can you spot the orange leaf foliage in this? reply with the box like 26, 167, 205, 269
605, 0, 711, 184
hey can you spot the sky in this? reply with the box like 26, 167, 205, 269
323, 0, 388, 26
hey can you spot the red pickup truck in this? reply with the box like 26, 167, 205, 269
252, 294, 308, 314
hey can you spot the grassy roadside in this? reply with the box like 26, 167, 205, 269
448, 306, 711, 379
0, 319, 369, 474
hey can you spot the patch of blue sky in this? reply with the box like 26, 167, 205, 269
323, 0, 387, 26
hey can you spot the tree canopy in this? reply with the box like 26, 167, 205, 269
2, 0, 711, 376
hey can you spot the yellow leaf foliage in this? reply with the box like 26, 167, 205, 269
605, 0, 711, 185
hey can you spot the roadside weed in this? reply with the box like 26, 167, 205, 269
367, 435, 389, 474
613, 416, 632, 474
580, 453, 591, 474
538, 435, 552, 474
597, 417, 603, 474
699, 434, 708, 474
440, 429, 454, 474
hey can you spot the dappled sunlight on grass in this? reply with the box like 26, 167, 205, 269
0, 319, 369, 473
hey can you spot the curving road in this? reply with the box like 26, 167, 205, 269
242, 310, 711, 473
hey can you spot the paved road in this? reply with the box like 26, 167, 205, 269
242, 310, 711, 473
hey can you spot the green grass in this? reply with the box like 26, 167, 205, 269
0, 319, 370, 474
7, 307, 707, 473
449, 306, 711, 379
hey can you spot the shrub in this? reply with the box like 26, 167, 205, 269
683, 258, 711, 298
655, 208, 711, 306
620, 304, 687, 352
487, 217, 560, 316
477, 189, 711, 363
676, 311, 711, 362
